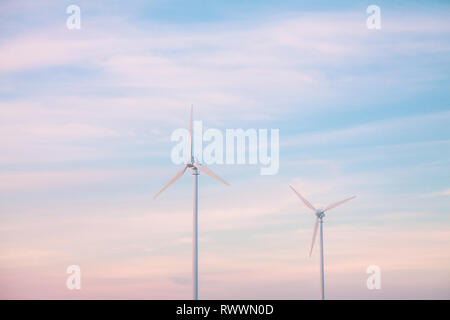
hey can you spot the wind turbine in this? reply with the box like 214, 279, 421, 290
154, 105, 229, 300
289, 185, 355, 300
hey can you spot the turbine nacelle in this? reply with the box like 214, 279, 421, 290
315, 210, 325, 219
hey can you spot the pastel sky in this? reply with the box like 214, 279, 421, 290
1, 0, 449, 299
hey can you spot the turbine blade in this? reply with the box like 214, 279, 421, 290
289, 185, 316, 212
189, 104, 193, 161
309, 217, 319, 257
323, 196, 356, 212
154, 165, 188, 199
196, 163, 229, 186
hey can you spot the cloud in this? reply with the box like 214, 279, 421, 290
0, 168, 138, 191
425, 188, 450, 197
283, 111, 450, 148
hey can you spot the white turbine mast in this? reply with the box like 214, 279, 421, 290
154, 105, 229, 300
289, 185, 355, 300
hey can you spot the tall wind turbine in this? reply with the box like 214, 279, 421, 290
154, 105, 229, 300
289, 185, 355, 300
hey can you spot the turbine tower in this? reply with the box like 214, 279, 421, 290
289, 185, 355, 300
154, 105, 229, 300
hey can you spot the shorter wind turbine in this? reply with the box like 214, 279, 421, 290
154, 105, 229, 300
289, 185, 355, 300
